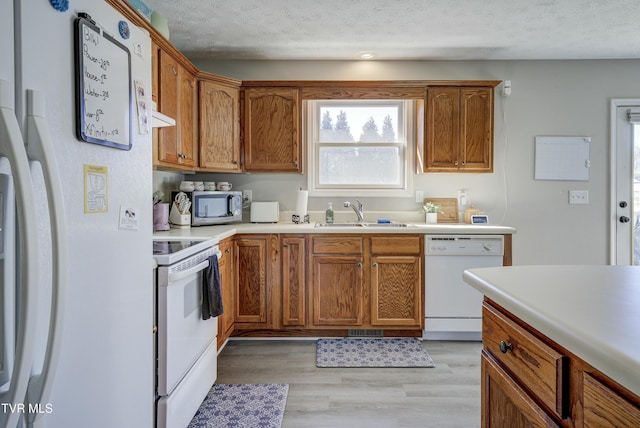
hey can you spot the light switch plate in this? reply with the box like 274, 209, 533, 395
569, 190, 589, 204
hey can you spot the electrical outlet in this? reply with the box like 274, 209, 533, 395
415, 190, 424, 203
569, 190, 589, 204
242, 190, 252, 204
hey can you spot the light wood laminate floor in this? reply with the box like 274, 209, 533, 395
216, 339, 482, 428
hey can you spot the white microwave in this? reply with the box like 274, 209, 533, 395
190, 190, 242, 226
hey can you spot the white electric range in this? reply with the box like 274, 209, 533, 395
152, 237, 220, 428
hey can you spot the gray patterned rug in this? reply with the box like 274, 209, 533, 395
316, 338, 436, 368
188, 383, 288, 428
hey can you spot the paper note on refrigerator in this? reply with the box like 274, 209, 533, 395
84, 164, 108, 214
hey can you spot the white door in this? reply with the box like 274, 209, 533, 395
611, 100, 640, 265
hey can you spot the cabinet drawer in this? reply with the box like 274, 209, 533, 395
583, 372, 640, 427
370, 236, 421, 255
312, 236, 363, 254
483, 303, 568, 419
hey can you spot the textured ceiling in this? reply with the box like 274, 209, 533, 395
143, 0, 640, 60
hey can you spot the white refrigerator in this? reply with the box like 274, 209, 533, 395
1, 1, 154, 427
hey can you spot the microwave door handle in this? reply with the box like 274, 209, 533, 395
167, 259, 210, 282
226, 195, 232, 216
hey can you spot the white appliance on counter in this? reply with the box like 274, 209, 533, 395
250, 201, 280, 223
424, 235, 504, 341
1, 2, 154, 427
153, 238, 220, 428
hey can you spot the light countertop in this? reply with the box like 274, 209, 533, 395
463, 265, 640, 397
153, 221, 516, 241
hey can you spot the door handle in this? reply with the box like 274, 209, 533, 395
620, 216, 630, 223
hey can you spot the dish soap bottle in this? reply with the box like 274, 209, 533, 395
325, 202, 334, 224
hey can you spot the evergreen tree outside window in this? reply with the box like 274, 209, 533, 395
307, 100, 412, 197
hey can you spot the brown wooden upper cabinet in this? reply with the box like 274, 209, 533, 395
151, 41, 159, 104
199, 79, 241, 172
424, 86, 494, 173
157, 50, 198, 169
242, 87, 302, 173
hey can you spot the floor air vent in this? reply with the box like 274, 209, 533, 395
347, 329, 384, 338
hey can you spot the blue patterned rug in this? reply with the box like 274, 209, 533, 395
188, 384, 288, 428
316, 338, 436, 368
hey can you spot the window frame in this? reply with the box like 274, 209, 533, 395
306, 99, 414, 198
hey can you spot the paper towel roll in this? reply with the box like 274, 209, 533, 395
295, 190, 308, 217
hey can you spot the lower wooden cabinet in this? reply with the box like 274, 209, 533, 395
310, 236, 365, 327
583, 372, 640, 427
230, 234, 425, 333
311, 254, 364, 326
483, 302, 567, 419
370, 255, 422, 326
216, 239, 234, 349
370, 236, 422, 327
281, 235, 306, 326
482, 351, 561, 428
482, 300, 640, 427
234, 236, 268, 325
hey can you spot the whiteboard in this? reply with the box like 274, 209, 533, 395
75, 14, 132, 150
534, 136, 590, 181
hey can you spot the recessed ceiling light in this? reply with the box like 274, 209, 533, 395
358, 51, 376, 60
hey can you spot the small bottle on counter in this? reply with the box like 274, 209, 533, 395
325, 202, 334, 224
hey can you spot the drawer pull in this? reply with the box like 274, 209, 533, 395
499, 340, 513, 353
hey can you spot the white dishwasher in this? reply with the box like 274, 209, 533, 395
424, 235, 503, 341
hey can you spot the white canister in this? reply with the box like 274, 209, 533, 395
194, 181, 204, 191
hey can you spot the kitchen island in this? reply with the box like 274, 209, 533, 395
463, 265, 640, 426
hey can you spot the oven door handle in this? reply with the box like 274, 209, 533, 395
168, 259, 210, 282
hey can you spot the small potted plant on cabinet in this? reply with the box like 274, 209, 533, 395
422, 202, 440, 224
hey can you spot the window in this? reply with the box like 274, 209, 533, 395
307, 100, 413, 197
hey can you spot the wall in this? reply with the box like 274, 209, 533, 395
168, 59, 640, 265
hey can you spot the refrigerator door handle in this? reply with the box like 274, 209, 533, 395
24, 89, 68, 427
0, 79, 40, 428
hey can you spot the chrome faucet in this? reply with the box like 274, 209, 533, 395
344, 200, 364, 222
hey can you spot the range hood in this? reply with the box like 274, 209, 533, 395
151, 101, 175, 128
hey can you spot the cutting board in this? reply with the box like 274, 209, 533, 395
423, 198, 459, 223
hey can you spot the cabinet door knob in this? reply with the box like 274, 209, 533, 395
372, 262, 378, 267
499, 340, 513, 353
283, 243, 289, 248
454, 160, 459, 166
620, 216, 630, 223
356, 262, 362, 267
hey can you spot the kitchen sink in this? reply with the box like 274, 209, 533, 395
314, 222, 415, 228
